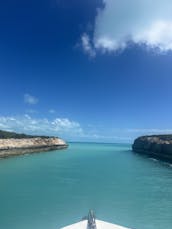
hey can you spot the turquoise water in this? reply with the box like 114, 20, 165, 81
0, 143, 172, 229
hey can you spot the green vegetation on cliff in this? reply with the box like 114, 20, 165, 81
0, 130, 67, 158
137, 134, 172, 141
0, 130, 51, 139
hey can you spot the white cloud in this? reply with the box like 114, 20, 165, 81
24, 94, 39, 105
133, 21, 172, 51
81, 33, 96, 57
82, 0, 172, 54
0, 115, 83, 138
52, 118, 79, 128
1, 114, 171, 142
0, 115, 132, 142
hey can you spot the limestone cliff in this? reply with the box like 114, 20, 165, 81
0, 130, 68, 158
132, 135, 172, 163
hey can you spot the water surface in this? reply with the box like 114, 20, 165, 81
0, 143, 172, 229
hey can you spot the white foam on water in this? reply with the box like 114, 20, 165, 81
149, 158, 158, 162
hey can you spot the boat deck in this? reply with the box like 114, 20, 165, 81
61, 219, 130, 229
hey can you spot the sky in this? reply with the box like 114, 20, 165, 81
1, 0, 172, 143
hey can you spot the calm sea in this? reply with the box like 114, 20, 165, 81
0, 143, 172, 229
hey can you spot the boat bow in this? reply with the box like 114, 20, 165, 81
60, 210, 131, 229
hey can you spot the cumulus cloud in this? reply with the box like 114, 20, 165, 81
81, 33, 96, 57
82, 0, 172, 54
0, 115, 83, 138
1, 114, 171, 142
24, 94, 39, 105
0, 115, 132, 142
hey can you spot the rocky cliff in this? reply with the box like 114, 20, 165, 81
0, 130, 68, 158
132, 135, 172, 163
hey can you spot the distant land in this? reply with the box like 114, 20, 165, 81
132, 134, 172, 163
0, 130, 68, 158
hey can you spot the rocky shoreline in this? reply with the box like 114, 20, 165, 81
132, 135, 172, 163
0, 137, 68, 158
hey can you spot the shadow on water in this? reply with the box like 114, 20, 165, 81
132, 150, 172, 169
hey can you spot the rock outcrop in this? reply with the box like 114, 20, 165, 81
132, 135, 172, 163
0, 130, 68, 158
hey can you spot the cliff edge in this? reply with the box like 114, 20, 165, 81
132, 135, 172, 163
0, 130, 68, 158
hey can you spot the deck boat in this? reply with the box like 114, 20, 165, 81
60, 210, 131, 229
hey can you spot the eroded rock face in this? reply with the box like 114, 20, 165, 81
132, 135, 172, 163
0, 137, 68, 158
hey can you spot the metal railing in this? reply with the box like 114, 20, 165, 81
87, 210, 97, 229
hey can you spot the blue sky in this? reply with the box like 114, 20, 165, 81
1, 0, 172, 143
